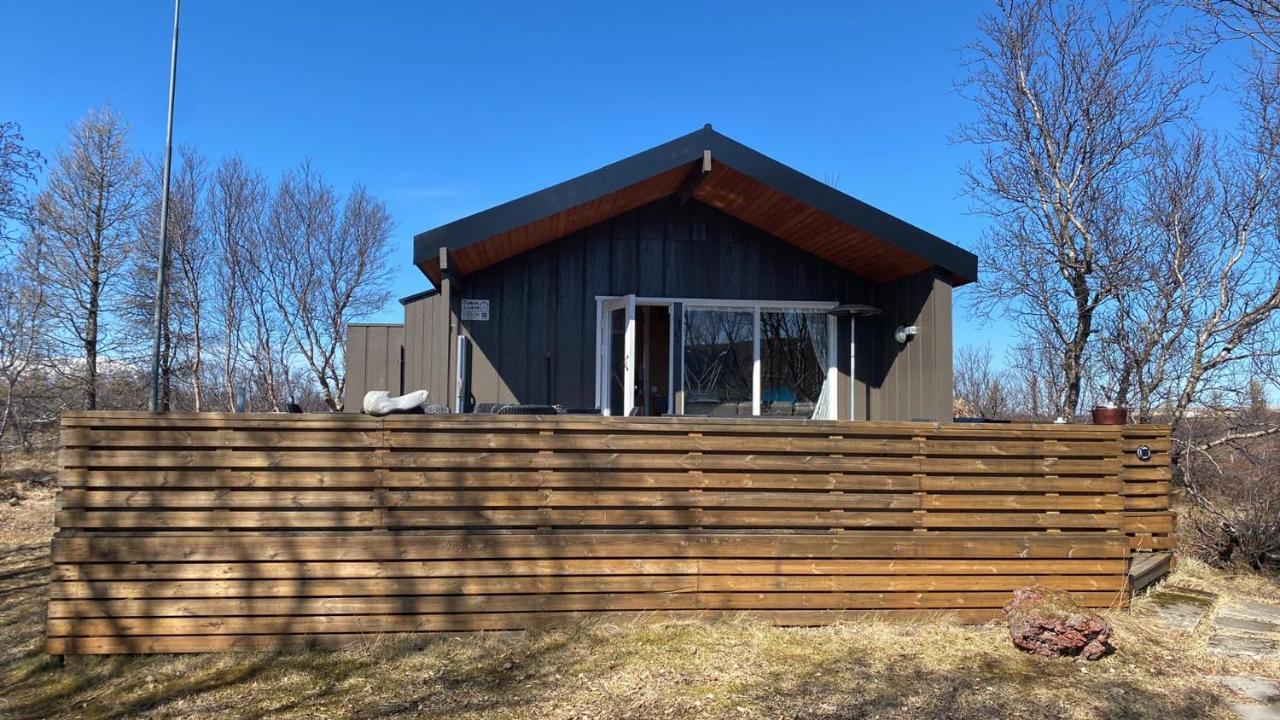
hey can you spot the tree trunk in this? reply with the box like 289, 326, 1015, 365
85, 282, 98, 411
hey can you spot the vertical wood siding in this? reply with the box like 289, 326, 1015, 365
868, 270, 954, 422
342, 324, 404, 411
384, 198, 955, 419
425, 199, 885, 411
401, 293, 446, 402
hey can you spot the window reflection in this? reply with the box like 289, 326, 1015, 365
682, 307, 753, 416
760, 309, 830, 417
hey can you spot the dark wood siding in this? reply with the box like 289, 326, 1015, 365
867, 269, 953, 422
343, 324, 404, 411
398, 198, 955, 420
450, 199, 876, 410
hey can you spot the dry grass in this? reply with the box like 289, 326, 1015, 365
1, 455, 1278, 719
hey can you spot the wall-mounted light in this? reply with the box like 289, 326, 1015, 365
894, 325, 918, 344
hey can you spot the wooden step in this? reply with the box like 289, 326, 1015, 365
1129, 551, 1175, 593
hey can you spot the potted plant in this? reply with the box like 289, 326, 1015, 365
1091, 389, 1129, 425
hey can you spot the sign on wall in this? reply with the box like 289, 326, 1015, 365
461, 299, 490, 321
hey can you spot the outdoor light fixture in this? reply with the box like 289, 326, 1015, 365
894, 325, 918, 344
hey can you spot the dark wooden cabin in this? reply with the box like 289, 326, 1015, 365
346, 126, 978, 421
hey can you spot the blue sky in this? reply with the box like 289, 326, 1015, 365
0, 1, 1246, 362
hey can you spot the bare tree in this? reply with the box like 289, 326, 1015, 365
170, 149, 212, 411
206, 156, 267, 411
126, 146, 211, 411
31, 108, 144, 410
243, 263, 293, 411
954, 344, 1011, 418
0, 122, 46, 461
257, 162, 394, 411
0, 121, 43, 251
1178, 0, 1280, 52
956, 0, 1197, 417
1102, 116, 1280, 430
1065, 0, 1280, 566
0, 242, 47, 466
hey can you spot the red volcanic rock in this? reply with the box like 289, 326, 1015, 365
1004, 586, 1114, 660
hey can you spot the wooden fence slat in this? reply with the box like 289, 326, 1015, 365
65, 429, 1123, 458
49, 583, 1129, 619
55, 508, 1123, 530
48, 591, 1129, 636
60, 448, 1124, 475
57, 469, 1125, 493
52, 531, 1129, 563
59, 489, 1127, 512
47, 609, 1011, 654
54, 558, 1129, 581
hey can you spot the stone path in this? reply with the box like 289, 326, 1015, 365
1134, 586, 1216, 632
1139, 585, 1280, 719
1209, 599, 1280, 660
1207, 676, 1280, 720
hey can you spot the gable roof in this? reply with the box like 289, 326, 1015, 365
413, 125, 977, 286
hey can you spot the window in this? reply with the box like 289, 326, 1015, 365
682, 307, 753, 416
760, 308, 831, 418
596, 296, 841, 419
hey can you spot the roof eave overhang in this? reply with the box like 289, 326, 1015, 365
412, 126, 978, 286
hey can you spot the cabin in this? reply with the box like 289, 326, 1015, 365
345, 125, 978, 420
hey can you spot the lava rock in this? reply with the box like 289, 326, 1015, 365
1004, 585, 1114, 660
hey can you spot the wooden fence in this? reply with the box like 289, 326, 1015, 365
1119, 424, 1175, 552
49, 412, 1172, 654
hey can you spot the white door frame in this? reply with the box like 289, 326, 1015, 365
597, 296, 840, 419
598, 294, 636, 416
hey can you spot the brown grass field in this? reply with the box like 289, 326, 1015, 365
2, 453, 1278, 720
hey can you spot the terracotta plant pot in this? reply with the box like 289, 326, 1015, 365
1090, 407, 1129, 425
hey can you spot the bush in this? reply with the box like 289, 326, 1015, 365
1180, 443, 1280, 570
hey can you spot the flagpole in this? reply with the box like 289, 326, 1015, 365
149, 0, 181, 413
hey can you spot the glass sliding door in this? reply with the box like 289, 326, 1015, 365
682, 306, 753, 416
598, 296, 840, 419
759, 308, 831, 418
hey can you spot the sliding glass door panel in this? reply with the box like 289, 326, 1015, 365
682, 307, 753, 416
760, 309, 830, 418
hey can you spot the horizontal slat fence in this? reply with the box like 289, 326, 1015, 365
1120, 425, 1175, 552
49, 412, 1169, 654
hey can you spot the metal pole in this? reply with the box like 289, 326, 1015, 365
148, 0, 181, 413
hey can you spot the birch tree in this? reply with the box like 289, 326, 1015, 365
956, 0, 1196, 417
127, 146, 210, 411
206, 156, 267, 410
258, 162, 394, 411
0, 243, 47, 464
31, 108, 144, 410
171, 151, 212, 411
954, 344, 1011, 419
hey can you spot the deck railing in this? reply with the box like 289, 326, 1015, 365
49, 411, 1172, 654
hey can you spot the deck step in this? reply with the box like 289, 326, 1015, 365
1129, 551, 1175, 594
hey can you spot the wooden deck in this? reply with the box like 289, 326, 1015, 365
48, 412, 1173, 654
